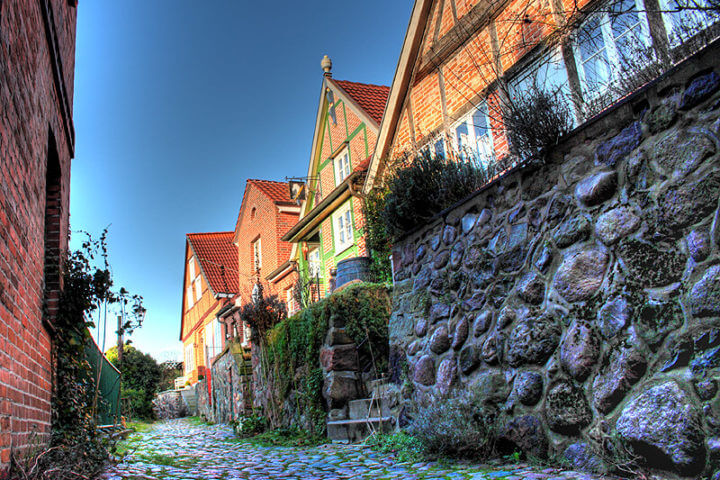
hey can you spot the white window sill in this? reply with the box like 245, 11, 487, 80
335, 241, 354, 255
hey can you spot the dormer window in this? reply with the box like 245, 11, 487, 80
334, 148, 351, 186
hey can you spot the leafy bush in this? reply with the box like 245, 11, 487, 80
106, 345, 161, 420
366, 431, 426, 462
381, 152, 503, 238
362, 188, 393, 282
234, 412, 269, 438
408, 390, 498, 459
504, 84, 574, 161
239, 282, 287, 338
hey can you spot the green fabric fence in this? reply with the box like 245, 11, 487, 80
85, 334, 122, 426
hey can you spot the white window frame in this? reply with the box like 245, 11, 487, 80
186, 285, 194, 310
189, 256, 196, 280
184, 343, 195, 375
194, 276, 202, 302
308, 248, 323, 279
241, 321, 251, 348
333, 203, 354, 253
204, 323, 214, 365
573, 0, 651, 100
451, 102, 495, 168
334, 148, 352, 186
286, 288, 295, 316
252, 238, 262, 271
419, 135, 448, 159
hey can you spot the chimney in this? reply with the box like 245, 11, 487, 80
321, 55, 332, 77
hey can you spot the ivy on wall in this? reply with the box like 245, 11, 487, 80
255, 283, 391, 435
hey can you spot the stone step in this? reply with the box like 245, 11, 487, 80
326, 416, 394, 442
348, 398, 390, 420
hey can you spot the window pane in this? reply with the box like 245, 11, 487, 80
344, 210, 353, 242
611, 0, 645, 62
577, 17, 611, 96
434, 138, 445, 158
455, 121, 469, 158
337, 216, 346, 244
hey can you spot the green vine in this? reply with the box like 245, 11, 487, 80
9, 230, 145, 479
256, 282, 391, 436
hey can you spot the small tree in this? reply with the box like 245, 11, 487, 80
106, 346, 161, 420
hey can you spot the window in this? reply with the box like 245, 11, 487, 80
194, 277, 202, 301
574, 0, 651, 99
333, 203, 354, 252
204, 323, 214, 365
308, 248, 323, 279
186, 286, 194, 310
452, 102, 494, 168
252, 238, 262, 271
660, 0, 720, 46
334, 149, 351, 186
185, 343, 195, 374
214, 319, 223, 355
189, 256, 196, 280
510, 48, 575, 124
420, 136, 448, 159
286, 288, 295, 316
241, 321, 251, 348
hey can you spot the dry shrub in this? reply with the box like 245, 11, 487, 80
504, 85, 575, 161
408, 389, 498, 459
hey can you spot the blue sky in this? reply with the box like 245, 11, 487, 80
71, 2, 412, 361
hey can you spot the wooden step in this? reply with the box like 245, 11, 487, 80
327, 416, 394, 442
327, 416, 393, 426
347, 398, 390, 420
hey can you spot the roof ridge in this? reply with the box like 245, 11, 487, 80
334, 78, 390, 89
187, 231, 234, 237
247, 178, 289, 184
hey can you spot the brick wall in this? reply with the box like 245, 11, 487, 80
234, 181, 299, 305
0, 0, 78, 467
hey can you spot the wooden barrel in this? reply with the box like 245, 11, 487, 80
335, 256, 372, 289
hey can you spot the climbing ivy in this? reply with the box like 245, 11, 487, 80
257, 283, 391, 436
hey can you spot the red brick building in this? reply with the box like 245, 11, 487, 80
233, 179, 300, 314
0, 0, 78, 468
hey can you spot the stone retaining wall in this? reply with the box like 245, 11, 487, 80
389, 40, 720, 479
211, 343, 252, 424
153, 390, 189, 419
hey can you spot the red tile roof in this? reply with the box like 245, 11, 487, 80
333, 79, 390, 125
247, 179, 294, 205
187, 232, 238, 295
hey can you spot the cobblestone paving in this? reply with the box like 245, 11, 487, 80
98, 419, 618, 480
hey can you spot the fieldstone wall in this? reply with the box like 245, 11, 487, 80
211, 342, 253, 424
389, 41, 720, 479
153, 390, 189, 419
194, 380, 212, 420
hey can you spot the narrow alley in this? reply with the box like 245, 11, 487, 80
98, 419, 614, 480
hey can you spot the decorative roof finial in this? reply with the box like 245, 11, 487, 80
321, 55, 332, 77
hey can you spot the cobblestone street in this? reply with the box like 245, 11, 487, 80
98, 419, 617, 480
